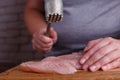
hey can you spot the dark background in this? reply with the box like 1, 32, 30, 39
0, 0, 40, 72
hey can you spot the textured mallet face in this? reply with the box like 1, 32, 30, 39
45, 0, 63, 23
45, 0, 63, 36
47, 14, 63, 23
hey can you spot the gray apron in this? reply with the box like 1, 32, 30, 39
44, 0, 120, 57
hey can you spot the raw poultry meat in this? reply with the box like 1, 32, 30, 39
20, 52, 82, 74
58, 52, 82, 70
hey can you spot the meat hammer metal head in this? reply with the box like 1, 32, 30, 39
44, 0, 63, 23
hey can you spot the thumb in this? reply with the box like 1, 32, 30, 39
50, 27, 57, 43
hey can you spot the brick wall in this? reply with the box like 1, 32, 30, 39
0, 0, 40, 72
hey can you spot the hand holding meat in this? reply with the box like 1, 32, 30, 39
80, 37, 120, 72
32, 28, 57, 53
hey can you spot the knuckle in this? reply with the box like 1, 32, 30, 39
88, 41, 94, 45
105, 37, 113, 41
87, 58, 95, 65
87, 41, 94, 47
88, 60, 93, 65
107, 37, 112, 39
82, 55, 88, 60
109, 41, 117, 47
88, 39, 98, 45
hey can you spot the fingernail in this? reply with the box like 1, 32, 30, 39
90, 66, 97, 72
83, 65, 88, 71
80, 58, 86, 64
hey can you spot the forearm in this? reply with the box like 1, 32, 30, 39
24, 0, 47, 35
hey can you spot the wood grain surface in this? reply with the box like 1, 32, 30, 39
0, 66, 120, 80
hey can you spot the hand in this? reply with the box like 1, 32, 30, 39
32, 27, 57, 53
80, 37, 120, 72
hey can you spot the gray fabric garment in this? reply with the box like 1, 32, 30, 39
44, 0, 120, 57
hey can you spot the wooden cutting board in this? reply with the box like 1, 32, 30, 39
0, 66, 120, 80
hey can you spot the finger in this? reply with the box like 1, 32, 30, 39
80, 38, 103, 64
84, 38, 103, 52
33, 29, 53, 44
80, 37, 111, 65
89, 49, 120, 72
32, 28, 46, 38
101, 58, 120, 71
32, 39, 52, 53
38, 35, 53, 44
82, 42, 116, 70
33, 32, 54, 48
88, 37, 112, 55
32, 39, 36, 50
50, 28, 57, 43
34, 44, 51, 53
35, 38, 53, 48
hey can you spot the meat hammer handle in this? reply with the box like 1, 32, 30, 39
46, 22, 51, 37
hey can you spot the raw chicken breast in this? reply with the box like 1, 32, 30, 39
58, 52, 82, 69
20, 52, 82, 74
